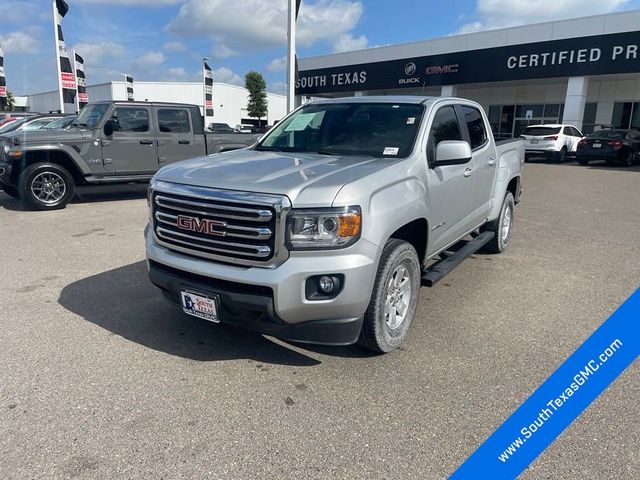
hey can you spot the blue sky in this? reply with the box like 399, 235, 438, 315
1, 0, 639, 95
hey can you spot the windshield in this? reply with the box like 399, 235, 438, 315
524, 126, 561, 136
257, 102, 424, 158
0, 118, 26, 133
587, 130, 627, 140
73, 103, 110, 128
22, 118, 59, 131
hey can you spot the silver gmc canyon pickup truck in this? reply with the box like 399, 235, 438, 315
145, 96, 524, 353
0, 101, 258, 210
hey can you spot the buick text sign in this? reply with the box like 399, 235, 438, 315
296, 31, 640, 95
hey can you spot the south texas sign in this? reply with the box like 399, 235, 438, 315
296, 31, 640, 95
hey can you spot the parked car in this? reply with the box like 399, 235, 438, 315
42, 115, 77, 130
145, 96, 524, 353
0, 101, 260, 209
576, 129, 640, 167
0, 114, 66, 134
207, 122, 236, 134
521, 124, 584, 162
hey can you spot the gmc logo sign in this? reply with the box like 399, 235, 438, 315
176, 215, 226, 236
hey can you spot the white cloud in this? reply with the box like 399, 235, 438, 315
163, 41, 187, 52
0, 32, 39, 54
333, 33, 368, 53
166, 67, 188, 79
75, 0, 182, 6
268, 81, 288, 95
212, 44, 237, 59
267, 56, 287, 72
136, 51, 166, 68
212, 67, 243, 86
457, 0, 629, 33
167, 0, 366, 55
73, 42, 125, 62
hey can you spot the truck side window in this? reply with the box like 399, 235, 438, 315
428, 106, 462, 164
461, 106, 488, 149
158, 109, 191, 133
111, 107, 149, 133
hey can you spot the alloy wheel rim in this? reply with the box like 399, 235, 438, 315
384, 265, 411, 329
31, 172, 66, 204
501, 204, 512, 243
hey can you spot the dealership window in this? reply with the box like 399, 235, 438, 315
488, 103, 564, 139
158, 108, 191, 133
111, 107, 149, 132
581, 103, 597, 134
613, 102, 640, 130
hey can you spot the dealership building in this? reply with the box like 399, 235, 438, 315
23, 81, 287, 128
297, 10, 640, 136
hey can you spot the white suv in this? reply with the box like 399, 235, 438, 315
521, 124, 584, 162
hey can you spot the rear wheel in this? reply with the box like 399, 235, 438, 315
18, 162, 75, 210
482, 192, 515, 254
358, 239, 421, 354
557, 147, 568, 163
1, 185, 20, 199
622, 151, 633, 167
577, 157, 589, 166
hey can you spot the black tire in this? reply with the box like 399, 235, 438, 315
18, 162, 75, 210
358, 239, 421, 354
622, 151, 633, 168
577, 158, 589, 166
482, 192, 515, 254
557, 147, 568, 163
1, 185, 20, 199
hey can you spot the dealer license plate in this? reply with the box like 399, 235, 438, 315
180, 291, 220, 323
592, 143, 602, 148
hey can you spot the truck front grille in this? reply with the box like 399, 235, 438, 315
151, 181, 290, 267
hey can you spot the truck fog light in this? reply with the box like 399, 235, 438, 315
305, 274, 344, 300
319, 275, 335, 293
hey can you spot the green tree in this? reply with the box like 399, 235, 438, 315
2, 90, 15, 112
244, 71, 268, 124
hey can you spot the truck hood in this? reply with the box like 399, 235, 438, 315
0, 127, 89, 144
155, 149, 400, 207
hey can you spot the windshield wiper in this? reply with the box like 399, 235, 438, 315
254, 146, 283, 152
316, 149, 373, 158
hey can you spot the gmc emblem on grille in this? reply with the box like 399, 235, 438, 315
176, 215, 227, 236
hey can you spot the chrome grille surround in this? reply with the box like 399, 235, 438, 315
151, 180, 291, 267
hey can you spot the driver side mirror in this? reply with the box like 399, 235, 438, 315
103, 119, 116, 137
434, 140, 472, 166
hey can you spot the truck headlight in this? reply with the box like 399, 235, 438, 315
286, 206, 361, 250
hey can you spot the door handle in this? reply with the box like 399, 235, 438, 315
463, 168, 473, 177
140, 140, 153, 145
178, 140, 191, 145
488, 157, 496, 166
101, 140, 111, 146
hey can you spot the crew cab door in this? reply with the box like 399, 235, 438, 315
155, 107, 202, 166
102, 105, 157, 175
425, 105, 476, 254
457, 104, 496, 225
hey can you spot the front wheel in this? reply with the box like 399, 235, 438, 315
482, 192, 515, 254
358, 239, 421, 353
18, 162, 75, 210
557, 147, 568, 163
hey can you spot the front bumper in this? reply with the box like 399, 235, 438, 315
145, 225, 380, 345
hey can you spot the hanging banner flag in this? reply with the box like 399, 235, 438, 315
52, 0, 76, 112
124, 74, 134, 101
0, 43, 6, 108
74, 52, 88, 110
296, 0, 302, 19
203, 60, 214, 117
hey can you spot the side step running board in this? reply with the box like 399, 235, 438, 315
421, 231, 495, 287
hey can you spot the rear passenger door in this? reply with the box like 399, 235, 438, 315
458, 104, 496, 225
155, 107, 201, 165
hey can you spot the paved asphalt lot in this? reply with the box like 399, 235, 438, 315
0, 161, 638, 479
